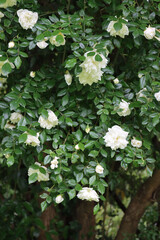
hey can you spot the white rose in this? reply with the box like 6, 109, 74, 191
144, 26, 156, 40
77, 187, 99, 202
10, 112, 23, 124
8, 41, 15, 48
75, 144, 80, 150
107, 21, 129, 38
50, 33, 66, 47
30, 71, 35, 78
38, 110, 58, 130
0, 0, 16, 8
36, 41, 48, 49
113, 78, 119, 84
154, 91, 160, 101
0, 11, 4, 19
17, 9, 38, 30
50, 157, 59, 169
131, 138, 142, 148
116, 100, 131, 117
55, 195, 64, 204
28, 162, 49, 182
64, 71, 72, 85
4, 121, 15, 130
25, 133, 40, 147
103, 125, 129, 150
95, 164, 104, 174
78, 51, 108, 86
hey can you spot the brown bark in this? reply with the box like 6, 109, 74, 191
76, 200, 95, 240
38, 195, 58, 240
115, 169, 160, 240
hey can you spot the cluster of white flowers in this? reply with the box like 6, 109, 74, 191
10, 112, 23, 124
154, 91, 160, 101
17, 9, 38, 30
64, 71, 72, 85
116, 100, 131, 117
28, 162, 49, 182
104, 125, 129, 150
50, 33, 66, 47
131, 138, 142, 148
107, 20, 129, 38
0, 59, 14, 76
95, 164, 104, 174
25, 132, 40, 147
50, 157, 59, 169
144, 26, 156, 40
77, 187, 99, 202
0, 11, 4, 21
55, 195, 64, 204
78, 51, 108, 86
38, 110, 58, 130
0, 0, 16, 8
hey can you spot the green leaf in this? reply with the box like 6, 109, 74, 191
140, 76, 146, 88
56, 175, 63, 183
100, 149, 108, 158
66, 117, 73, 126
40, 131, 46, 144
29, 173, 38, 184
75, 129, 83, 141
7, 156, 14, 167
95, 54, 103, 62
41, 109, 48, 119
19, 133, 27, 143
114, 22, 122, 31
93, 203, 100, 215
0, 0, 7, 4
152, 116, 159, 127
62, 94, 69, 106
85, 141, 95, 149
89, 175, 96, 185
56, 34, 64, 44
68, 189, 76, 200
97, 182, 105, 194
41, 200, 47, 212
75, 184, 82, 191
88, 150, 99, 158
2, 62, 12, 76
87, 51, 95, 56
65, 58, 77, 69
14, 56, 22, 69
44, 155, 51, 164
76, 172, 83, 182
0, 101, 8, 109
89, 131, 99, 139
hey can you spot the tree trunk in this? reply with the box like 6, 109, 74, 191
38, 195, 58, 240
76, 200, 95, 240
115, 169, 160, 240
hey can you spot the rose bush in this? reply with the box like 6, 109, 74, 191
0, 0, 160, 239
